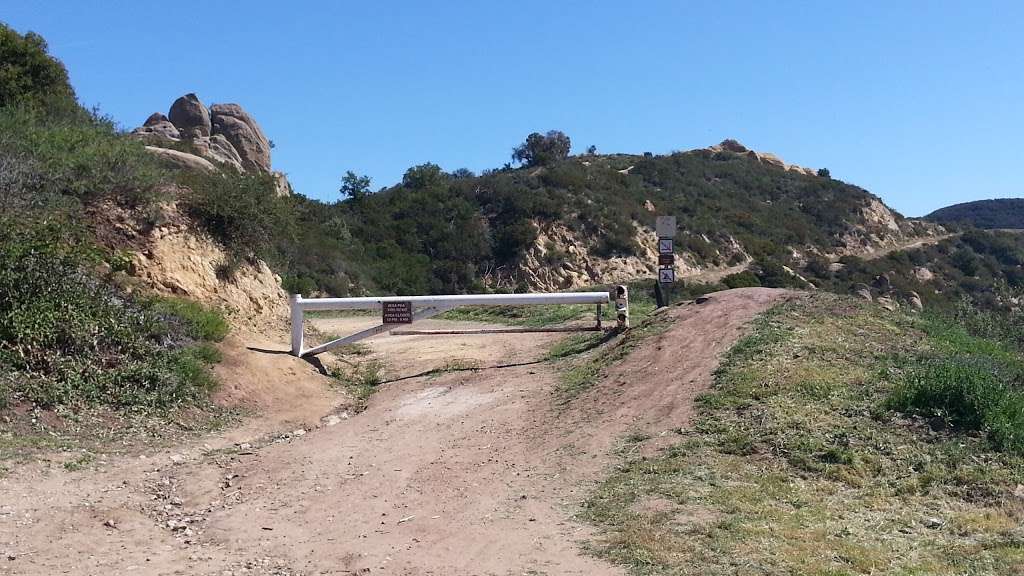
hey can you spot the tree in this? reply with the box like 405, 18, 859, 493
511, 130, 571, 167
339, 171, 371, 201
449, 168, 475, 180
402, 163, 445, 189
0, 24, 76, 110
817, 167, 831, 178
586, 145, 597, 155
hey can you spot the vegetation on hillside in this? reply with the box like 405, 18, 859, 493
0, 23, 76, 109
583, 293, 1024, 575
807, 230, 1024, 311
264, 148, 912, 297
927, 199, 1024, 230
0, 23, 226, 416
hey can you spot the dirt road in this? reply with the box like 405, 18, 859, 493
0, 288, 789, 575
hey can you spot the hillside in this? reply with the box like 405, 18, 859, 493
3, 21, 1024, 576
926, 198, 1024, 230
274, 140, 943, 296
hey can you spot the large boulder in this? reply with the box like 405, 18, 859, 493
210, 103, 271, 173
853, 283, 873, 301
913, 266, 935, 282
144, 146, 216, 173
131, 112, 181, 143
758, 152, 787, 168
272, 172, 293, 197
905, 291, 924, 311
168, 93, 211, 138
144, 112, 169, 127
205, 134, 245, 172
719, 139, 748, 153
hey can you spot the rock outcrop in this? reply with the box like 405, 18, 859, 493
132, 93, 290, 194
132, 113, 181, 143
210, 103, 272, 173
129, 202, 288, 328
491, 220, 746, 292
168, 93, 211, 139
707, 139, 819, 177
144, 146, 216, 172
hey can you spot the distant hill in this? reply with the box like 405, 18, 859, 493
926, 199, 1024, 229
279, 141, 943, 295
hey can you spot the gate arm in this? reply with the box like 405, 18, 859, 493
298, 304, 455, 358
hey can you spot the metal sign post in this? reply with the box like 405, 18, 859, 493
655, 216, 677, 307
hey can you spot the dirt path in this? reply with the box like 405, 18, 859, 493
853, 232, 956, 261
0, 289, 789, 575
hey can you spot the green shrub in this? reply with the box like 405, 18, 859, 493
0, 218, 225, 410
723, 271, 761, 289
0, 104, 163, 208
147, 297, 229, 342
180, 170, 294, 264
888, 357, 1024, 455
0, 23, 76, 110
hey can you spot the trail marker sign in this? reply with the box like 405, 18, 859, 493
658, 238, 673, 254
659, 267, 675, 284
382, 301, 413, 324
658, 254, 675, 266
656, 216, 677, 238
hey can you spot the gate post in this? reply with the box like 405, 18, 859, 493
290, 294, 304, 356
615, 285, 629, 329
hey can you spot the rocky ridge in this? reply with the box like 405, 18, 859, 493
706, 138, 819, 176
132, 93, 291, 196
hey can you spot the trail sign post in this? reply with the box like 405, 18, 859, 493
656, 216, 677, 238
654, 216, 677, 306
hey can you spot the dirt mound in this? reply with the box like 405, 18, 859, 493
561, 287, 796, 456
211, 329, 348, 440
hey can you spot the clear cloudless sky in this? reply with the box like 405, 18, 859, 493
4, 1, 1022, 216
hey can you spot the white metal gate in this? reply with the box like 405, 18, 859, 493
289, 287, 629, 357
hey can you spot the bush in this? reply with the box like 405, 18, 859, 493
888, 357, 1024, 455
0, 23, 76, 111
0, 104, 163, 208
0, 218, 225, 410
180, 170, 294, 264
147, 296, 229, 342
723, 271, 761, 289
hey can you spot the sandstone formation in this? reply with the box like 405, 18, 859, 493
168, 93, 211, 138
707, 139, 819, 176
144, 146, 216, 172
129, 203, 288, 328
132, 93, 290, 194
210, 103, 272, 173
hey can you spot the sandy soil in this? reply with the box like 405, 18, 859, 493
0, 288, 789, 575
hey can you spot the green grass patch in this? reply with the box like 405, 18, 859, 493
0, 218, 227, 411
147, 296, 230, 342
582, 293, 1024, 575
330, 359, 386, 409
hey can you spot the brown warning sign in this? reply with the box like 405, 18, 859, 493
382, 301, 413, 324
658, 254, 675, 266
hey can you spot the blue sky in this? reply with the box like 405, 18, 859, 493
4, 1, 1022, 216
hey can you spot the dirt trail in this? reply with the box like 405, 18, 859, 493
855, 232, 956, 261
0, 288, 788, 575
